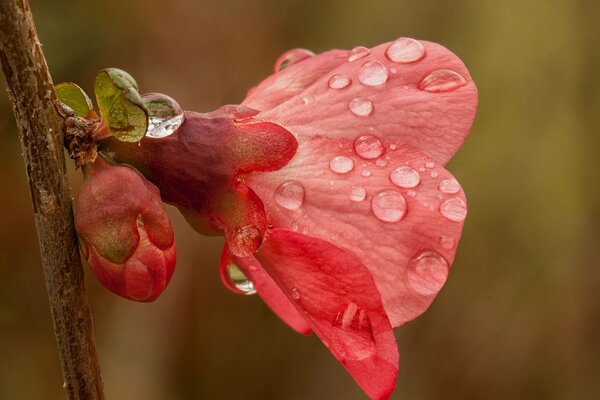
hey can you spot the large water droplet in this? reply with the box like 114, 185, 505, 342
331, 303, 376, 361
143, 93, 184, 138
347, 46, 370, 62
349, 185, 367, 202
440, 234, 456, 250
226, 263, 256, 295
349, 97, 373, 116
407, 251, 449, 295
354, 135, 384, 159
358, 61, 389, 86
274, 48, 315, 72
275, 180, 305, 210
418, 69, 467, 93
385, 37, 426, 63
371, 190, 407, 222
440, 198, 467, 221
328, 74, 352, 89
329, 156, 354, 174
439, 178, 461, 194
390, 166, 420, 188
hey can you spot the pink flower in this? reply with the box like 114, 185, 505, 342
75, 157, 176, 302
100, 37, 477, 399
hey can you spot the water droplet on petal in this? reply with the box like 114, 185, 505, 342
226, 263, 256, 295
375, 158, 387, 167
361, 170, 371, 177
371, 190, 407, 222
430, 171, 439, 178
275, 180, 305, 210
349, 185, 367, 202
347, 46, 370, 62
419, 69, 467, 93
329, 156, 354, 174
426, 162, 434, 168
385, 37, 426, 63
349, 97, 373, 116
332, 303, 376, 361
390, 166, 420, 188
440, 234, 456, 250
439, 178, 461, 194
291, 287, 301, 300
389, 144, 397, 151
407, 251, 449, 295
354, 135, 385, 159
274, 48, 315, 72
328, 74, 352, 89
407, 190, 417, 198
440, 198, 467, 222
143, 93, 185, 138
358, 61, 388, 86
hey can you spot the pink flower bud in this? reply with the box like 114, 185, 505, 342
75, 157, 176, 301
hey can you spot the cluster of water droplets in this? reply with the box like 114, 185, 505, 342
142, 93, 185, 138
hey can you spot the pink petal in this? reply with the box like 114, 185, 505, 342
220, 245, 312, 335
256, 229, 398, 400
243, 39, 477, 165
246, 136, 467, 327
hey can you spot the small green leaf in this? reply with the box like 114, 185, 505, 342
94, 68, 148, 142
55, 82, 95, 118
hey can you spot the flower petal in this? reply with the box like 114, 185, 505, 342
256, 229, 398, 400
246, 136, 467, 327
220, 245, 312, 335
243, 39, 477, 164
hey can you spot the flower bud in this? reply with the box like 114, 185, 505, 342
75, 157, 176, 301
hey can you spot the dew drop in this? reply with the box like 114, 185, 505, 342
291, 287, 301, 300
143, 93, 184, 138
418, 69, 467, 93
361, 170, 371, 177
329, 156, 354, 174
371, 190, 407, 222
390, 166, 420, 188
347, 46, 370, 62
389, 144, 397, 151
349, 185, 367, 202
419, 167, 426, 172
358, 60, 389, 86
275, 180, 305, 210
439, 178, 461, 194
349, 97, 373, 116
226, 264, 256, 295
440, 198, 467, 222
407, 251, 449, 295
332, 303, 376, 361
430, 171, 439, 178
353, 135, 384, 159
274, 48, 315, 72
426, 162, 435, 168
328, 74, 352, 89
385, 37, 426, 63
375, 158, 387, 167
440, 234, 456, 250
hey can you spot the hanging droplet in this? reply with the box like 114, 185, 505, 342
275, 180, 305, 210
143, 93, 184, 138
385, 37, 426, 63
331, 303, 376, 361
329, 156, 354, 174
358, 61, 388, 86
349, 97, 373, 116
354, 135, 385, 159
440, 234, 456, 250
226, 263, 256, 295
328, 74, 352, 89
440, 198, 467, 222
371, 190, 407, 222
349, 185, 367, 202
274, 48, 315, 72
439, 178, 461, 194
347, 46, 370, 62
390, 166, 420, 188
418, 69, 467, 93
407, 251, 449, 295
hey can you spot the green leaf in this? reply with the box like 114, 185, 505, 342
94, 68, 148, 142
55, 82, 95, 118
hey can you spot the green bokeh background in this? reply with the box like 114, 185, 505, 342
1, 0, 598, 399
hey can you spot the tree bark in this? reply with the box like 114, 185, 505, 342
0, 0, 104, 398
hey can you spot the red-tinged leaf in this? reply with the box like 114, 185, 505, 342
256, 230, 398, 400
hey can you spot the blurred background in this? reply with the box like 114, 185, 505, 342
1, 0, 599, 398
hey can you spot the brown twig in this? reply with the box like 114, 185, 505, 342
0, 0, 104, 398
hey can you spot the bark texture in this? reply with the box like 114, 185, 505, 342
0, 0, 104, 398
